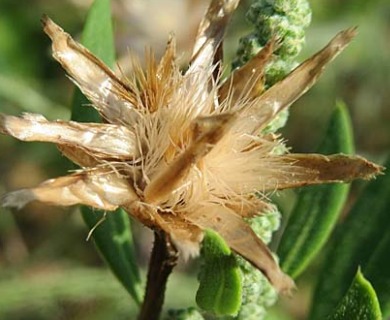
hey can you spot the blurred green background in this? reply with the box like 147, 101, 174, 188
0, 0, 389, 319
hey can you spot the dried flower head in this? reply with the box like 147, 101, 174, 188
0, 0, 382, 294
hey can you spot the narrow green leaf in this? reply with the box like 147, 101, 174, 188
309, 156, 390, 320
81, 209, 142, 304
363, 226, 390, 317
278, 102, 353, 278
196, 230, 242, 316
326, 268, 382, 320
71, 0, 114, 123
69, 0, 142, 304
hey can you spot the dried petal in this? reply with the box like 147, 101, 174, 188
42, 15, 139, 125
57, 145, 101, 167
190, 0, 240, 72
188, 205, 295, 294
238, 28, 357, 134
0, 113, 138, 161
269, 153, 384, 190
219, 39, 275, 103
2, 170, 138, 210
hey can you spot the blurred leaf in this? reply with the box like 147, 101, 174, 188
0, 266, 197, 320
0, 268, 138, 320
163, 307, 204, 320
0, 74, 69, 118
196, 230, 242, 316
70, 0, 142, 304
326, 268, 382, 320
81, 209, 142, 304
278, 102, 353, 278
309, 156, 390, 319
363, 224, 390, 317
70, 0, 114, 123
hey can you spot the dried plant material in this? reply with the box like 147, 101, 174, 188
0, 6, 382, 296
272, 154, 383, 190
237, 28, 358, 135
113, 0, 208, 70
0, 113, 138, 160
219, 39, 275, 103
188, 205, 295, 294
42, 15, 139, 125
2, 170, 138, 211
190, 0, 240, 71
144, 113, 235, 205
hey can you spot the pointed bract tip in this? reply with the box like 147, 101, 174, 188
271, 270, 297, 296
365, 162, 386, 179
335, 26, 358, 47
41, 14, 63, 40
353, 156, 385, 181
40, 13, 49, 26
1, 190, 36, 210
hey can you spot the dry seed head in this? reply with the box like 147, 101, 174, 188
0, 5, 383, 295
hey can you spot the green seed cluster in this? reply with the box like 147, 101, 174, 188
184, 1, 312, 318
235, 208, 281, 319
233, 0, 311, 86
236, 269, 278, 320
247, 208, 281, 245
233, 1, 312, 315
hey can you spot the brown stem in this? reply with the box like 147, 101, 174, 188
138, 230, 179, 320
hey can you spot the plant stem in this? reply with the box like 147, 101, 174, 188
138, 231, 179, 320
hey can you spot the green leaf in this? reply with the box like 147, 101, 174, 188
326, 268, 382, 320
363, 225, 390, 317
309, 155, 390, 319
70, 0, 142, 305
196, 230, 242, 316
278, 102, 354, 278
81, 209, 142, 304
71, 0, 115, 123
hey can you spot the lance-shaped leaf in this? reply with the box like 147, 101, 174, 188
277, 102, 354, 278
326, 269, 382, 320
67, 0, 142, 304
309, 156, 390, 320
363, 224, 390, 317
196, 229, 242, 316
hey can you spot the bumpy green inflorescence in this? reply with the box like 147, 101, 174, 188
236, 208, 281, 320
179, 1, 312, 318
233, 1, 311, 318
233, 0, 311, 86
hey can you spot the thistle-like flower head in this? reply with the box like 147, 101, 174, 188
0, 0, 382, 294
